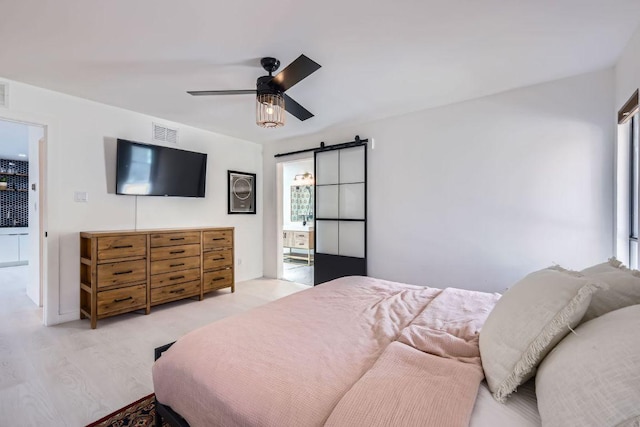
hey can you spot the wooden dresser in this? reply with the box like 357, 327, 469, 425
202, 229, 235, 293
80, 227, 234, 328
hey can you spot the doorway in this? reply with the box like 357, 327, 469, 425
0, 118, 44, 315
280, 158, 314, 286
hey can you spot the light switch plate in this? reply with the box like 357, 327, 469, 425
74, 191, 88, 202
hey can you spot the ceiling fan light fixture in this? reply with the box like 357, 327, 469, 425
256, 93, 285, 128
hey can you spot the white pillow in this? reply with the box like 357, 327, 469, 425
580, 257, 640, 322
536, 304, 640, 427
479, 266, 607, 403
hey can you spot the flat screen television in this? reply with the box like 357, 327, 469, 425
116, 139, 207, 197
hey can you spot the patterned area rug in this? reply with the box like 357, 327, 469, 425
86, 393, 170, 427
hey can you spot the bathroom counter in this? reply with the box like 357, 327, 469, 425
0, 227, 29, 235
0, 228, 29, 266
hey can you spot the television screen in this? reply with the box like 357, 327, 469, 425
116, 139, 207, 197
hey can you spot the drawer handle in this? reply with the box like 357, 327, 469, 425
212, 277, 224, 282
298, 243, 305, 246
170, 237, 185, 241
212, 257, 224, 261
114, 296, 133, 303
170, 288, 186, 294
213, 237, 226, 241
113, 245, 133, 249
114, 270, 133, 275
170, 250, 185, 254
170, 262, 185, 267
169, 275, 185, 281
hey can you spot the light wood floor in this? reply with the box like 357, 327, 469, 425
282, 259, 313, 286
0, 265, 309, 426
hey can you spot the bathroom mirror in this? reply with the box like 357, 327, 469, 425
291, 185, 314, 223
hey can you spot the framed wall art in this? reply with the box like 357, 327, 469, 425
228, 170, 256, 214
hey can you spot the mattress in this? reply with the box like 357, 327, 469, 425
153, 276, 539, 426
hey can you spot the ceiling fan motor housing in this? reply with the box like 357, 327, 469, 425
257, 75, 281, 96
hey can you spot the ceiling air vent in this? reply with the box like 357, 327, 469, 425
152, 123, 178, 144
0, 82, 8, 108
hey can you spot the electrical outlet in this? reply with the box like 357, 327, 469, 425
237, 258, 242, 265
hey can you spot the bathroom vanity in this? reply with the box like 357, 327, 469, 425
0, 227, 29, 267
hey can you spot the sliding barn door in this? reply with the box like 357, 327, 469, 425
314, 144, 367, 285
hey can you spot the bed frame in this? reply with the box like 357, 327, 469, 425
154, 342, 191, 427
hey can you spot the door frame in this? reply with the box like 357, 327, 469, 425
0, 111, 50, 325
275, 155, 315, 280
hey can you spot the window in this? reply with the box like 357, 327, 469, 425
618, 89, 639, 267
629, 114, 639, 268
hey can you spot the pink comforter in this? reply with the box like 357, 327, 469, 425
152, 277, 499, 427
325, 287, 499, 427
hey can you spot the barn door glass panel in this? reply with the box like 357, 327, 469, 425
314, 144, 366, 285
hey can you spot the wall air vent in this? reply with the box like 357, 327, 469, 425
0, 82, 8, 108
152, 123, 178, 144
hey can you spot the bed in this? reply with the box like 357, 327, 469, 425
153, 265, 640, 427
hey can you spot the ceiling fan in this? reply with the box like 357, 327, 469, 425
187, 54, 321, 128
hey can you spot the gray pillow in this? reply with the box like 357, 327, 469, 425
580, 257, 640, 322
479, 266, 607, 403
536, 304, 640, 427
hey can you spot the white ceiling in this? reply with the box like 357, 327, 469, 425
1, 0, 639, 144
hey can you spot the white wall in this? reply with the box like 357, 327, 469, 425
282, 158, 314, 231
615, 26, 640, 110
27, 124, 43, 306
0, 78, 263, 325
614, 25, 640, 262
264, 69, 615, 293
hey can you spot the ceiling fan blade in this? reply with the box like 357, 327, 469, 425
270, 55, 321, 92
283, 94, 314, 121
187, 89, 256, 96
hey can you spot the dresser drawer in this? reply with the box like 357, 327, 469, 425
150, 244, 200, 262
151, 255, 201, 275
203, 268, 233, 292
97, 284, 146, 316
151, 280, 200, 305
293, 233, 309, 249
151, 267, 200, 289
97, 235, 146, 261
150, 231, 201, 248
203, 230, 233, 250
203, 249, 233, 270
97, 259, 146, 288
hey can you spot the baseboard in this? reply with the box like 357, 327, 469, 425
44, 311, 79, 326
